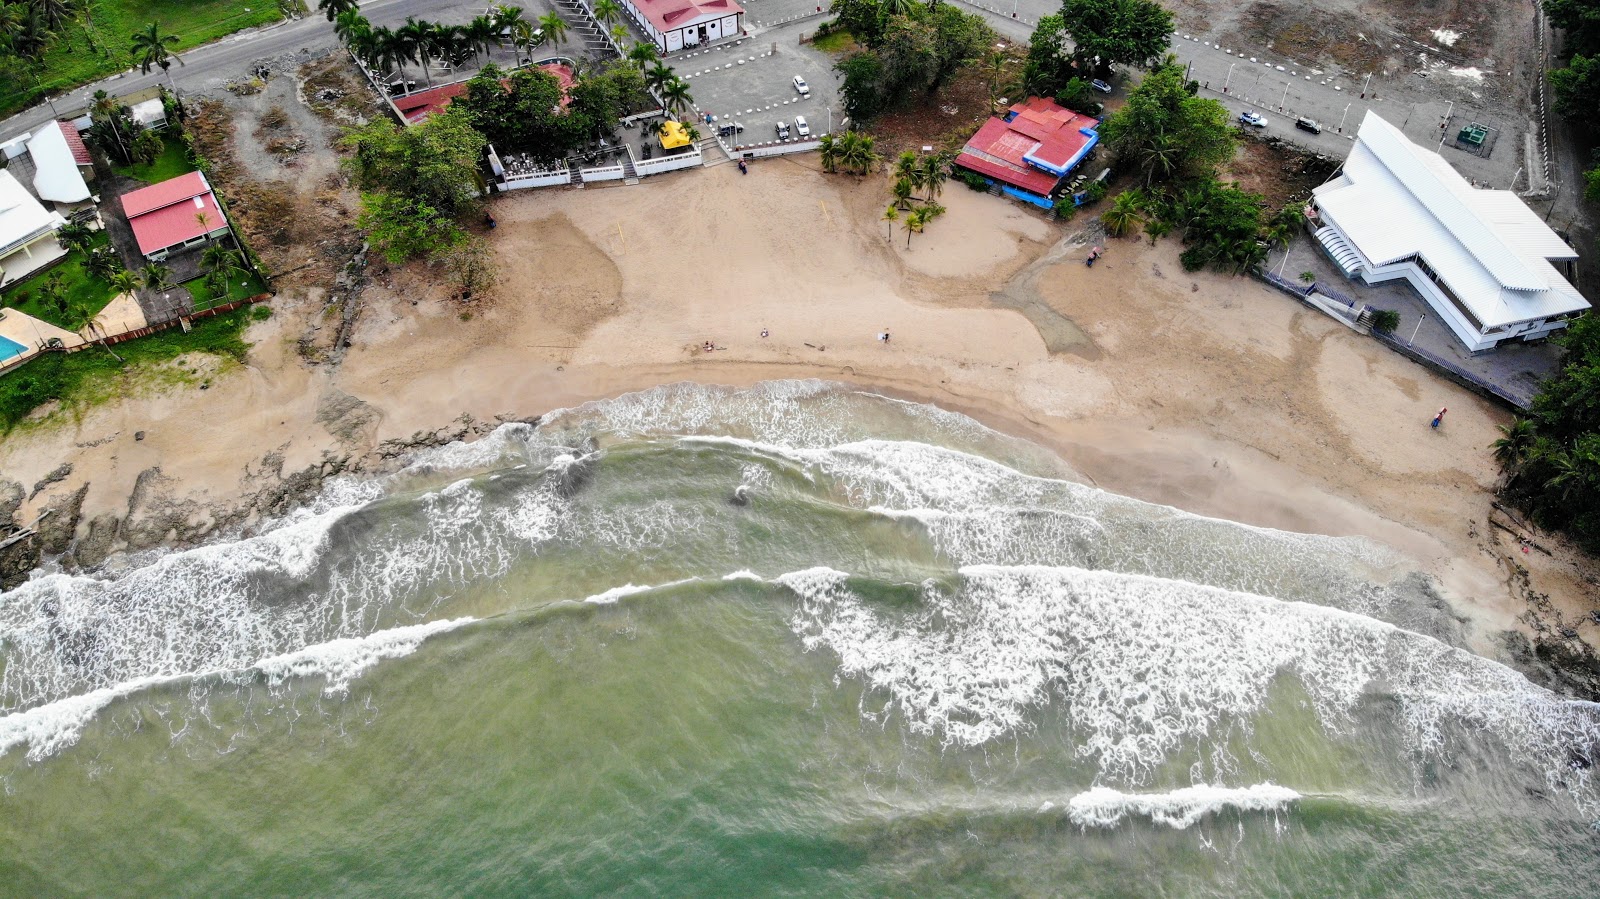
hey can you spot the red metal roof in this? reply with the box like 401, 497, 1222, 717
634, 0, 743, 33
57, 120, 91, 166
121, 170, 211, 218
954, 97, 1097, 197
121, 172, 226, 256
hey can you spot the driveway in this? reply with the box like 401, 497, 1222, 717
673, 19, 843, 143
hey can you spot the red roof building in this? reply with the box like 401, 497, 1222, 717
620, 0, 743, 53
121, 171, 231, 260
58, 121, 92, 166
393, 64, 577, 124
954, 97, 1100, 206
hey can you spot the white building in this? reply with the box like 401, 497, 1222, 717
619, 0, 743, 53
1311, 111, 1590, 352
0, 170, 67, 288
26, 120, 95, 208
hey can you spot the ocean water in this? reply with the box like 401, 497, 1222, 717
2, 380, 1598, 896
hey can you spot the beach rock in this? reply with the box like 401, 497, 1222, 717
0, 478, 22, 527
37, 484, 89, 556
0, 533, 38, 590
1502, 630, 1600, 703
72, 512, 123, 570
316, 388, 380, 445
28, 463, 72, 500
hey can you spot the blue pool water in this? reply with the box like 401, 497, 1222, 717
0, 334, 27, 362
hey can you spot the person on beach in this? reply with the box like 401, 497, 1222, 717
1431, 407, 1447, 429
760, 328, 768, 338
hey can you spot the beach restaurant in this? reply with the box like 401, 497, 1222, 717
953, 97, 1099, 209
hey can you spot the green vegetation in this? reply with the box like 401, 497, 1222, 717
0, 304, 257, 431
109, 130, 194, 183
1369, 308, 1401, 333
343, 107, 486, 263
1100, 63, 1234, 187
1495, 315, 1600, 550
0, 1, 284, 118
811, 28, 855, 54
831, 0, 995, 124
2, 233, 119, 329
186, 269, 266, 312
1024, 0, 1172, 97
815, 131, 881, 176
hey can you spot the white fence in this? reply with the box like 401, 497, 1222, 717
634, 146, 703, 175
502, 169, 571, 189
580, 164, 627, 183
734, 138, 823, 160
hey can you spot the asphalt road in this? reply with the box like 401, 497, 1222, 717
0, 0, 491, 139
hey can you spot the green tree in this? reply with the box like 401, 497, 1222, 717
918, 152, 948, 198
830, 0, 887, 48
342, 106, 487, 220
440, 236, 497, 298
926, 4, 993, 94
56, 221, 93, 255
627, 41, 660, 71
357, 191, 465, 263
837, 50, 887, 122
594, 0, 622, 28
892, 175, 914, 209
538, 11, 569, 51
318, 0, 360, 22
140, 262, 174, 292
1551, 54, 1600, 131
1100, 63, 1234, 187
1100, 189, 1144, 236
109, 268, 140, 297
661, 77, 694, 119
817, 133, 840, 172
1547, 0, 1600, 58
882, 203, 898, 240
1060, 0, 1172, 73
130, 22, 183, 91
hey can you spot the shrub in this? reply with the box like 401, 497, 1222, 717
1083, 180, 1108, 204
1053, 196, 1078, 219
956, 169, 990, 191
1369, 309, 1401, 333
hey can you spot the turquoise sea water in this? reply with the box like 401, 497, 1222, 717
1, 381, 1597, 896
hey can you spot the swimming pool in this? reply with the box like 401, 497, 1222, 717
0, 334, 27, 363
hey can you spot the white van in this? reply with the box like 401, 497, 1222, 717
794, 115, 810, 137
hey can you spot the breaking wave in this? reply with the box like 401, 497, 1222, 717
1065, 783, 1302, 829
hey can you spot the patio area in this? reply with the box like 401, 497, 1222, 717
1270, 235, 1567, 409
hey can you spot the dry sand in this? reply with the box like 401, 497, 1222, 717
2, 156, 1592, 655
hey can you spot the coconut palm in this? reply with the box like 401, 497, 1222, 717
71, 303, 124, 361
892, 176, 913, 210
661, 77, 694, 118
893, 151, 920, 196
141, 262, 175, 293
56, 221, 93, 256
333, 9, 369, 46
644, 62, 674, 95
627, 41, 659, 71
593, 0, 622, 28
396, 17, 436, 86
509, 20, 543, 62
466, 15, 498, 65
109, 268, 140, 298
882, 204, 898, 241
610, 24, 627, 45
537, 11, 568, 51
130, 22, 183, 91
838, 131, 879, 176
902, 207, 926, 248
918, 153, 948, 199
493, 4, 525, 34
85, 246, 121, 282
1100, 190, 1144, 238
817, 133, 839, 173
318, 0, 360, 22
1493, 418, 1538, 472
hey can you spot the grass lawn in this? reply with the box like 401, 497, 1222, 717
0, 304, 267, 431
185, 270, 268, 312
2, 234, 121, 330
0, 0, 285, 118
811, 30, 858, 54
111, 131, 196, 184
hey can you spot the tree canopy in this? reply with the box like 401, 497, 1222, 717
1099, 63, 1234, 187
1059, 0, 1172, 71
832, 0, 994, 124
1552, 53, 1600, 131
1548, 0, 1600, 58
343, 107, 486, 261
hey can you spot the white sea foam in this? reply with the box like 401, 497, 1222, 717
583, 583, 673, 605
1, 618, 473, 761
780, 564, 1600, 816
1066, 783, 1302, 829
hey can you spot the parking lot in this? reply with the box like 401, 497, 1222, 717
668, 19, 843, 147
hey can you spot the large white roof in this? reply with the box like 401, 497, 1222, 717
1314, 111, 1589, 329
0, 170, 65, 256
26, 121, 90, 204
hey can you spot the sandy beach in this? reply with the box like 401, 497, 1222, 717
2, 156, 1592, 660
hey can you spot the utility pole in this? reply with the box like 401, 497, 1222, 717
1223, 62, 1236, 93
1280, 81, 1289, 112
1338, 102, 1350, 133
1360, 72, 1372, 98
1408, 313, 1425, 347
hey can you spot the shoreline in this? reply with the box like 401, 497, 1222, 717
2, 159, 1595, 692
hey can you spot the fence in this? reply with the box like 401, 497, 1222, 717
735, 138, 822, 159
580, 164, 627, 183
502, 169, 571, 189
634, 148, 703, 175
1372, 329, 1531, 411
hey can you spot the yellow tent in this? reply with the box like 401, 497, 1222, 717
659, 120, 691, 150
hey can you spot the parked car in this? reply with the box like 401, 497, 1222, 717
1239, 110, 1268, 128
794, 115, 810, 138
1295, 116, 1322, 134
793, 75, 810, 96
776, 120, 792, 140
1090, 79, 1112, 94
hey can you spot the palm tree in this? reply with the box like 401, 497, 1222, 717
202, 244, 246, 293
903, 207, 926, 248
627, 41, 659, 71
839, 132, 880, 177
817, 133, 839, 173
661, 77, 694, 119
893, 151, 920, 196
109, 269, 140, 298
1101, 190, 1144, 237
537, 12, 569, 51
884, 0, 918, 15
466, 15, 498, 65
919, 153, 948, 199
594, 0, 622, 28
645, 62, 675, 95
56, 222, 93, 255
130, 22, 183, 91
396, 17, 436, 86
610, 23, 628, 45
493, 4, 526, 34
71, 303, 124, 361
318, 0, 360, 22
333, 9, 369, 46
892, 176, 913, 210
1493, 418, 1538, 472
85, 247, 121, 282
1143, 217, 1172, 245
882, 204, 898, 241
510, 20, 543, 62
141, 262, 175, 293
373, 26, 409, 82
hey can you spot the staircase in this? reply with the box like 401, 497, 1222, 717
569, 165, 585, 189
554, 0, 622, 61
622, 151, 640, 185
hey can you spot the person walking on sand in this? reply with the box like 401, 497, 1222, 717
1431, 407, 1447, 430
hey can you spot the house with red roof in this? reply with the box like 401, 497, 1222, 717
619, 0, 743, 53
954, 97, 1100, 209
120, 171, 232, 261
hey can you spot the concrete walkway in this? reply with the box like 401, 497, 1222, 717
0, 308, 84, 371
1269, 237, 1564, 408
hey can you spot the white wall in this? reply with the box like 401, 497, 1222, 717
635, 150, 702, 175
736, 138, 823, 160
580, 165, 627, 183
502, 170, 571, 190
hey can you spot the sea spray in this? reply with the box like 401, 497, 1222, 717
1066, 783, 1303, 829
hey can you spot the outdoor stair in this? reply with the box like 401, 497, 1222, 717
569, 166, 585, 189
622, 152, 640, 184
